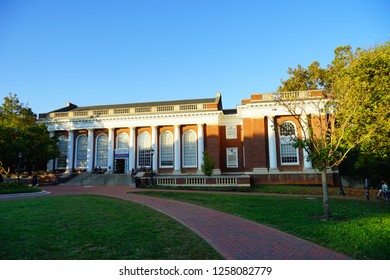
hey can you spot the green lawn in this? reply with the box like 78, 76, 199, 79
0, 195, 222, 260
136, 191, 390, 260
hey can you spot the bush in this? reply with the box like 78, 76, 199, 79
201, 151, 215, 176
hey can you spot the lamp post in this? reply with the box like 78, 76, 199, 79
150, 148, 155, 186
17, 152, 22, 183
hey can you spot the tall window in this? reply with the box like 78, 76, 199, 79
160, 131, 173, 167
226, 125, 237, 139
56, 135, 68, 169
75, 135, 88, 168
279, 122, 299, 164
183, 130, 197, 167
117, 132, 129, 149
96, 134, 108, 167
138, 132, 151, 167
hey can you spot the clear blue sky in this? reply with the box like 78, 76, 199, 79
1, 0, 389, 114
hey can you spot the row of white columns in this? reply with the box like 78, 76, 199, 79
60, 124, 205, 174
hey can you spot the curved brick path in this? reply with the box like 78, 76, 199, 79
1, 185, 350, 260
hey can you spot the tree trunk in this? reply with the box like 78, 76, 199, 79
321, 169, 331, 220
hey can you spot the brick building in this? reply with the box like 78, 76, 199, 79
38, 90, 338, 185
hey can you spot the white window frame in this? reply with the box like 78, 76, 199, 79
279, 121, 299, 165
75, 134, 88, 169
160, 131, 174, 168
182, 130, 197, 168
226, 147, 238, 168
226, 125, 237, 139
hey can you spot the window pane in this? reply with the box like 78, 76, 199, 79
183, 130, 197, 167
96, 134, 108, 167
56, 135, 68, 169
227, 148, 238, 168
76, 135, 88, 168
138, 132, 151, 167
160, 131, 173, 167
117, 133, 129, 149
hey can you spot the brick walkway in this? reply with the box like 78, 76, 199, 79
1, 185, 350, 260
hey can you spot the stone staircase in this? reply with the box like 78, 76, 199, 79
63, 174, 135, 186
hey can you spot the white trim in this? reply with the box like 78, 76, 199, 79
279, 121, 299, 165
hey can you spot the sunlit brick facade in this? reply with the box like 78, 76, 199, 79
38, 91, 338, 185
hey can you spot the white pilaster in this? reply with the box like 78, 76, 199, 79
267, 116, 278, 171
87, 129, 94, 172
197, 124, 204, 174
47, 131, 55, 172
107, 128, 115, 173
129, 127, 136, 172
151, 126, 158, 172
301, 115, 313, 170
66, 130, 74, 173
173, 125, 181, 174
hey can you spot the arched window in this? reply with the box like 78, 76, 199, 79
160, 131, 173, 167
96, 134, 108, 168
279, 122, 299, 164
138, 132, 151, 167
116, 132, 129, 149
56, 135, 68, 169
183, 130, 197, 167
75, 135, 88, 168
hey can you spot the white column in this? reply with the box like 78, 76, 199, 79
267, 116, 278, 171
173, 125, 181, 174
151, 126, 158, 172
86, 129, 94, 172
47, 131, 55, 172
107, 128, 115, 173
66, 130, 74, 173
301, 115, 313, 170
129, 127, 136, 172
197, 124, 204, 174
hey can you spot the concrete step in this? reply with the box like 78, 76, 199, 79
63, 174, 135, 186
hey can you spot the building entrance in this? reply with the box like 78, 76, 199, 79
114, 159, 125, 174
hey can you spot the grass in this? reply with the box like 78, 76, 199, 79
0, 182, 42, 194
136, 190, 390, 260
0, 195, 222, 260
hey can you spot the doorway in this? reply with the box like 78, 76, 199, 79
115, 159, 125, 174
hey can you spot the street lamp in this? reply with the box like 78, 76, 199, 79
17, 152, 22, 183
150, 148, 155, 186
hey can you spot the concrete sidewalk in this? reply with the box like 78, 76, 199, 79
2, 185, 351, 260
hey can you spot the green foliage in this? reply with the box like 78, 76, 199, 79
201, 151, 215, 176
0, 93, 59, 173
0, 183, 42, 194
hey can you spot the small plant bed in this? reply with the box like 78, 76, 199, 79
0, 182, 42, 195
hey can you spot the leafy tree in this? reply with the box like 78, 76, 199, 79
275, 42, 390, 219
201, 151, 215, 176
0, 93, 59, 175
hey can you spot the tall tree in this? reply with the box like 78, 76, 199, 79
0, 93, 59, 175
275, 42, 390, 219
